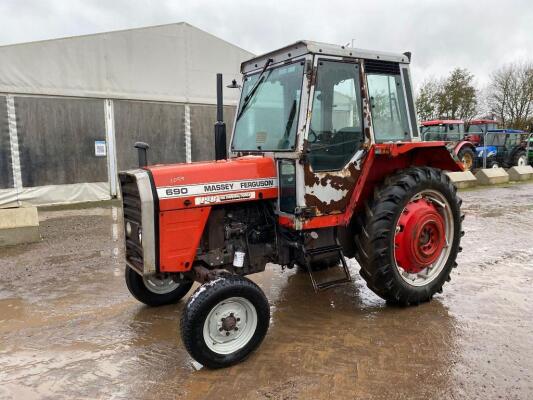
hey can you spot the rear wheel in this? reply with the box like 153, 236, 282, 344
354, 167, 463, 306
457, 147, 475, 171
180, 275, 270, 368
125, 266, 193, 306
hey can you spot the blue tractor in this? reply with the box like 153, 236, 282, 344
475, 130, 528, 168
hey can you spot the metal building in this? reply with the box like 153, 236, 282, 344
0, 22, 253, 207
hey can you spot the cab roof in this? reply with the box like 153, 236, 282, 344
469, 119, 499, 125
421, 119, 464, 126
241, 40, 411, 74
487, 129, 525, 134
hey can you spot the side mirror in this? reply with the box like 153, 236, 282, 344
226, 79, 241, 89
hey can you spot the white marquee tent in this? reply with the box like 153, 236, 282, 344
0, 23, 254, 208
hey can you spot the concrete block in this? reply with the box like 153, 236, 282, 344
0, 207, 41, 246
507, 165, 533, 181
474, 168, 509, 185
446, 171, 478, 189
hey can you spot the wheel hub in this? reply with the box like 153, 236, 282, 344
220, 313, 238, 332
203, 297, 257, 355
395, 198, 446, 274
143, 274, 180, 295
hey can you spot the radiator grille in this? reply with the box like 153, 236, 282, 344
120, 174, 144, 272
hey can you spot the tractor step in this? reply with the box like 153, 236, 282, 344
304, 244, 352, 292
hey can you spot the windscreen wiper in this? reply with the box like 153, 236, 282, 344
235, 58, 274, 122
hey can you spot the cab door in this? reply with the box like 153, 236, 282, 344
300, 58, 367, 217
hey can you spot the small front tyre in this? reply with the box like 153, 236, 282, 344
180, 275, 270, 369
125, 266, 193, 307
513, 149, 527, 167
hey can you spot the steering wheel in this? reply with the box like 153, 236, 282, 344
308, 127, 319, 143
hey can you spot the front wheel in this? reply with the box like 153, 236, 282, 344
180, 275, 270, 368
354, 167, 463, 306
513, 150, 527, 167
125, 266, 193, 306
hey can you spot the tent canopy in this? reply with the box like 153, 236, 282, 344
0, 22, 254, 105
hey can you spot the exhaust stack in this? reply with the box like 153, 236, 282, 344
214, 73, 227, 160
134, 142, 150, 167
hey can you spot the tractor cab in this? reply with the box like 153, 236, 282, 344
466, 119, 499, 146
420, 120, 465, 142
230, 41, 422, 224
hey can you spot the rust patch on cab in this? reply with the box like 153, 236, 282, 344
304, 162, 362, 214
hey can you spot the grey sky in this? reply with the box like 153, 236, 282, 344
1, 0, 531, 89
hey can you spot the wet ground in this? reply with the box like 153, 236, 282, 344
1, 183, 532, 400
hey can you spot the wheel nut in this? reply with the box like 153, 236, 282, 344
226, 331, 230, 336
236, 318, 240, 322
219, 327, 223, 332
234, 327, 238, 331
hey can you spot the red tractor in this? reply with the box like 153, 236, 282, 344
466, 118, 499, 146
420, 119, 476, 170
119, 41, 464, 368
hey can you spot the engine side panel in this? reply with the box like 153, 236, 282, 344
159, 207, 211, 272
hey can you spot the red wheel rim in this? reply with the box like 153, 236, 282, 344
394, 198, 446, 274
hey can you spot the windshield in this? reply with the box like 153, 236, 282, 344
421, 125, 445, 140
485, 134, 506, 146
232, 62, 304, 151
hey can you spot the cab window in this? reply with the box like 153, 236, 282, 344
367, 73, 410, 142
308, 61, 363, 171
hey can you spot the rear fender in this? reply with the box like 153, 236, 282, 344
454, 141, 475, 155
293, 142, 463, 229
341, 142, 462, 225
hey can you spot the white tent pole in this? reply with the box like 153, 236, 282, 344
104, 99, 118, 197
184, 104, 192, 163
6, 95, 23, 206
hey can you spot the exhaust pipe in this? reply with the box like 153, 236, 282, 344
134, 142, 150, 167
214, 73, 227, 160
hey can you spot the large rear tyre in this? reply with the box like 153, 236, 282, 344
354, 167, 463, 306
180, 275, 270, 369
457, 147, 475, 171
125, 266, 193, 307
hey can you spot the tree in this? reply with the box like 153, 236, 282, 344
416, 78, 440, 121
416, 68, 478, 122
437, 68, 477, 121
487, 62, 533, 131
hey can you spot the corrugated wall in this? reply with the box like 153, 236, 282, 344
190, 104, 236, 161
1, 95, 238, 206
0, 96, 14, 189
15, 96, 108, 187
114, 100, 186, 170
